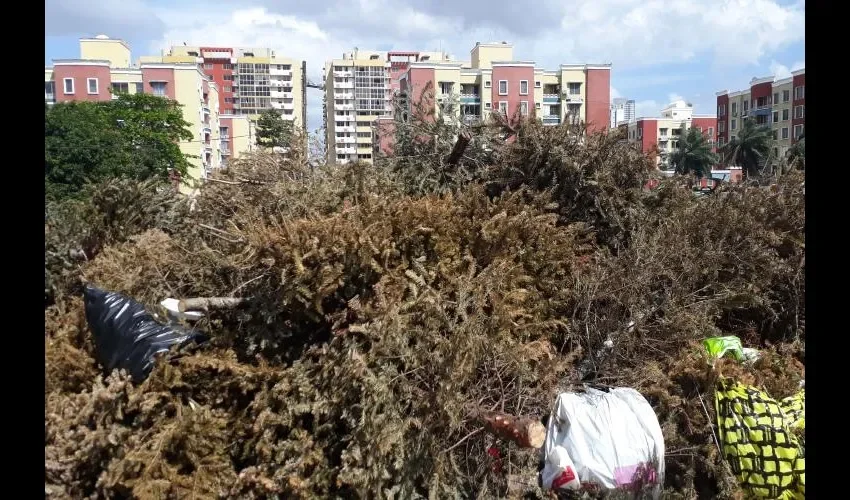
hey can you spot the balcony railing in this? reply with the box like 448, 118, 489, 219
542, 116, 561, 125
749, 107, 771, 117
462, 115, 482, 124
542, 94, 560, 104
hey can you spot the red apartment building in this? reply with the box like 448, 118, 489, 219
716, 68, 805, 161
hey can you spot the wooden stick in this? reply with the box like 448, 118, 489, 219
475, 410, 546, 449
178, 297, 248, 312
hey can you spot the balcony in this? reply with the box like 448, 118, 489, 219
462, 115, 482, 124
45, 93, 55, 102
336, 103, 354, 111
270, 101, 296, 110
333, 70, 353, 78
542, 115, 561, 125
564, 94, 583, 103
460, 94, 481, 104
336, 125, 356, 133
271, 90, 293, 99
748, 107, 771, 117
270, 67, 292, 76
337, 136, 356, 144
658, 136, 669, 141
337, 146, 356, 154
334, 81, 355, 89
335, 92, 354, 100
334, 114, 355, 122
542, 94, 560, 104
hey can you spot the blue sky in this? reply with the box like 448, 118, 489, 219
46, 0, 804, 132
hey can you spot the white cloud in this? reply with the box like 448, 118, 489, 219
611, 86, 622, 99
769, 59, 805, 80
548, 0, 804, 69
668, 93, 684, 104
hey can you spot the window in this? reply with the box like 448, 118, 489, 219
718, 121, 725, 133
756, 96, 767, 108
439, 81, 453, 95
220, 126, 229, 139
498, 101, 508, 114
772, 130, 778, 140
742, 100, 749, 112
86, 78, 99, 94
731, 119, 737, 131
223, 86, 232, 92
498, 80, 508, 95
773, 111, 779, 123
519, 80, 529, 95
223, 74, 234, 81
708, 127, 714, 137
781, 127, 789, 139
731, 102, 737, 116
794, 105, 804, 119
773, 92, 779, 104
225, 97, 235, 103
782, 109, 789, 121
485, 102, 492, 109
793, 125, 804, 139
520, 101, 529, 115
150, 82, 167, 97
783, 90, 790, 102
134, 82, 143, 94
111, 82, 129, 95
568, 82, 581, 95
45, 81, 55, 97
63, 77, 74, 94
204, 63, 213, 69
535, 102, 541, 109
223, 63, 233, 70
484, 80, 491, 88
535, 81, 541, 88
794, 86, 805, 100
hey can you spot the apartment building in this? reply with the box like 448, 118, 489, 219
322, 49, 451, 164
716, 68, 805, 160
621, 100, 718, 170
370, 42, 611, 158
610, 97, 635, 128
145, 46, 307, 132
45, 35, 253, 194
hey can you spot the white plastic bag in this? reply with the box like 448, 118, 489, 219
540, 445, 581, 490
541, 387, 665, 498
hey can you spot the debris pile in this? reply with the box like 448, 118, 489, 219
45, 120, 805, 499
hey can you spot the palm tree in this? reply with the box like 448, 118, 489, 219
670, 127, 718, 178
786, 133, 805, 170
720, 119, 773, 178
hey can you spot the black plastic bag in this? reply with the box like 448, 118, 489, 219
83, 285, 208, 383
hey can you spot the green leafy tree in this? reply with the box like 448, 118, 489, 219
255, 109, 294, 150
670, 127, 718, 178
720, 119, 774, 178
45, 93, 193, 200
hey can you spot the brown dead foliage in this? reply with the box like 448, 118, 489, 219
45, 120, 804, 499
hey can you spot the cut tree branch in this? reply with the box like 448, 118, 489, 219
473, 409, 546, 449
445, 131, 471, 166
178, 297, 249, 312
